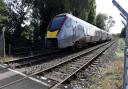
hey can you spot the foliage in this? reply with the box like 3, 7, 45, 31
2, 0, 97, 53
106, 16, 115, 32
87, 0, 96, 25
96, 13, 107, 30
120, 27, 125, 38
23, 0, 96, 40
0, 0, 12, 45
0, 0, 8, 15
0, 0, 9, 30
96, 13, 115, 31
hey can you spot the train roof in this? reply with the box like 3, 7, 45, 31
56, 13, 72, 17
56, 13, 110, 34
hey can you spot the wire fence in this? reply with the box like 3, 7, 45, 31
4, 40, 45, 57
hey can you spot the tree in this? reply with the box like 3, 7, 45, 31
5, 0, 34, 46
0, 0, 9, 31
87, 0, 96, 25
96, 13, 115, 31
106, 16, 115, 32
27, 0, 96, 40
4, 0, 97, 45
120, 27, 125, 38
96, 13, 107, 30
69, 0, 96, 24
0, 0, 10, 41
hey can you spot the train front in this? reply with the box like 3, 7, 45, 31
45, 15, 66, 48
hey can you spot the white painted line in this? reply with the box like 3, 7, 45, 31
0, 64, 7, 68
0, 64, 51, 87
29, 77, 50, 87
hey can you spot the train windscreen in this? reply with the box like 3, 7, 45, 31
49, 16, 65, 31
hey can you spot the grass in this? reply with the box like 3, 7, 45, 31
89, 38, 124, 89
100, 38, 124, 89
100, 60, 123, 89
115, 38, 124, 57
0, 56, 14, 62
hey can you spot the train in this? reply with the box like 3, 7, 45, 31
45, 13, 112, 49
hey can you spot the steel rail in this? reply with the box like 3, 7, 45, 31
0, 40, 114, 89
31, 41, 110, 76
51, 41, 115, 89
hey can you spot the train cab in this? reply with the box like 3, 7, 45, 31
45, 15, 67, 48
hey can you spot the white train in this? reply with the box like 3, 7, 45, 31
45, 13, 112, 48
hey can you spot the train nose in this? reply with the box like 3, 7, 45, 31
45, 38, 58, 48
45, 30, 59, 48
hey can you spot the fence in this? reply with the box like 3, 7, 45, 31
0, 31, 5, 57
11, 43, 45, 57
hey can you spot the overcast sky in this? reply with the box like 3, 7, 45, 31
96, 0, 128, 34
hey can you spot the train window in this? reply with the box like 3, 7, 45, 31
97, 31, 100, 36
86, 28, 88, 36
49, 16, 65, 31
87, 28, 90, 35
65, 19, 71, 28
95, 31, 98, 36
84, 27, 88, 36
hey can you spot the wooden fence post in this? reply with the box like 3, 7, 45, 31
0, 28, 5, 57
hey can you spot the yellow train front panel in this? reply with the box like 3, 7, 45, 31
46, 30, 59, 38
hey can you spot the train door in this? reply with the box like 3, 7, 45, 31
73, 24, 84, 42
85, 27, 90, 43
64, 18, 73, 45
72, 20, 77, 43
72, 20, 79, 43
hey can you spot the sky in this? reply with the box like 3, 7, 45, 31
96, 0, 128, 34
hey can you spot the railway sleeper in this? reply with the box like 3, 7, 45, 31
69, 66, 81, 69
69, 63, 83, 67
69, 66, 78, 69
71, 60, 87, 64
44, 72, 69, 82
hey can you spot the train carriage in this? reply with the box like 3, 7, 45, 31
45, 13, 111, 49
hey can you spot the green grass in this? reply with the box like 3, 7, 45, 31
88, 38, 124, 89
116, 38, 125, 57
100, 60, 123, 89
89, 60, 123, 89
100, 39, 124, 89
0, 56, 14, 62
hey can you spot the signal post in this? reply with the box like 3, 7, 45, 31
112, 0, 128, 89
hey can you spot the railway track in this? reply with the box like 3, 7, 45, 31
0, 40, 116, 89
2, 42, 106, 69
2, 49, 70, 68
33, 40, 115, 89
